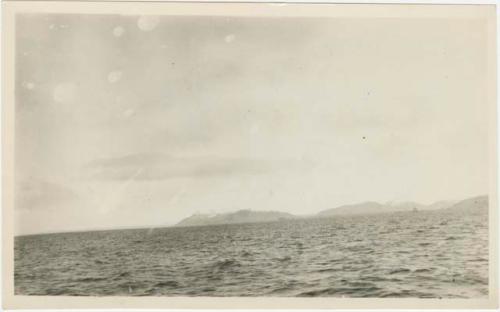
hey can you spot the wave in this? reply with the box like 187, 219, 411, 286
276, 256, 292, 262
316, 268, 340, 273
153, 280, 179, 288
380, 290, 436, 298
418, 242, 432, 246
298, 286, 381, 297
112, 271, 131, 280
72, 276, 108, 282
14, 209, 489, 298
360, 276, 402, 282
389, 268, 411, 274
241, 251, 252, 257
94, 259, 108, 264
414, 268, 434, 273
211, 259, 241, 272
470, 257, 488, 262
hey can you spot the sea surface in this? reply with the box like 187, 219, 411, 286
15, 209, 488, 297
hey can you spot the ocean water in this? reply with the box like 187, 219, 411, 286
15, 209, 488, 297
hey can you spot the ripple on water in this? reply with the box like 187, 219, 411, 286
14, 210, 489, 297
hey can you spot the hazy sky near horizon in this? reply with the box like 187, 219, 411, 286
15, 13, 490, 235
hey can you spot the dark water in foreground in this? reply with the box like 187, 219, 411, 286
15, 209, 488, 297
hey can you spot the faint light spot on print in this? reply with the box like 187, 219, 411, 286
107, 71, 123, 83
112, 26, 125, 37
224, 34, 236, 43
23, 82, 35, 90
123, 109, 135, 118
137, 16, 160, 32
53, 83, 76, 104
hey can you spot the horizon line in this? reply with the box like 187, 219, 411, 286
14, 193, 487, 237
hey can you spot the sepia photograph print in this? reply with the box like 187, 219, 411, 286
2, 1, 498, 310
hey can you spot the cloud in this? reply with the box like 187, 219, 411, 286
84, 153, 312, 181
15, 179, 80, 211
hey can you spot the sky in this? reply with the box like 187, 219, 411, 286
14, 13, 490, 235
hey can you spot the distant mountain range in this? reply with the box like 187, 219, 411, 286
317, 199, 459, 216
441, 195, 488, 213
175, 195, 487, 227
